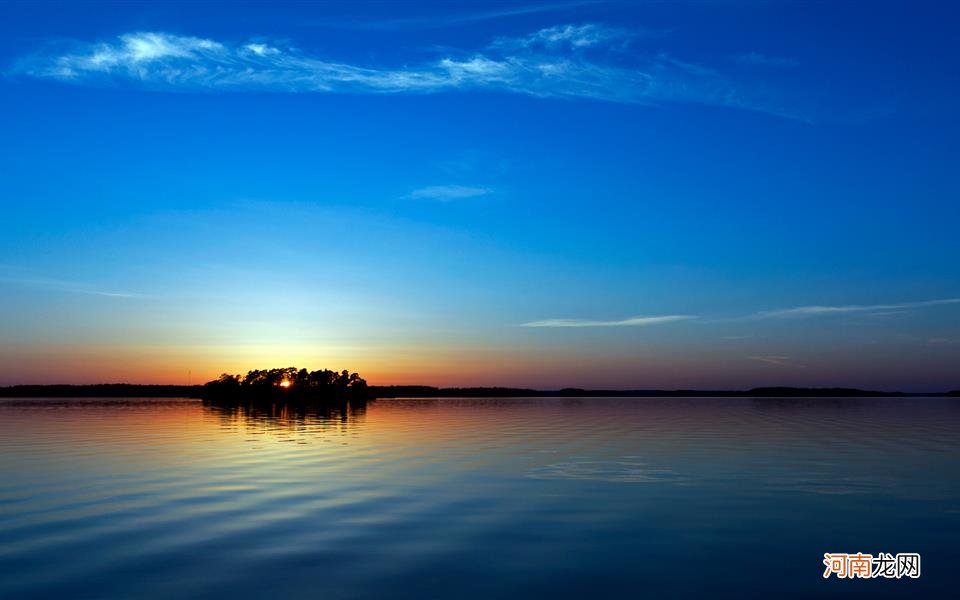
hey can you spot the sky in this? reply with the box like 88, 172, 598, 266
1, 1, 958, 390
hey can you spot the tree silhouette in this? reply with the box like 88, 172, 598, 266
202, 367, 370, 402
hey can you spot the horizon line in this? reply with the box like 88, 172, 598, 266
2, 382, 957, 396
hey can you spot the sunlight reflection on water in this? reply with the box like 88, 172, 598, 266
1, 397, 959, 598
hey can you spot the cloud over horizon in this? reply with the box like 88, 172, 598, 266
0, 274, 142, 299
524, 297, 960, 330
747, 355, 805, 368
756, 298, 960, 318
521, 315, 696, 328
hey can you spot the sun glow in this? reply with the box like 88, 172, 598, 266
279, 380, 292, 388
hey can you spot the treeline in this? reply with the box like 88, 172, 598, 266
203, 367, 370, 402
368, 386, 925, 398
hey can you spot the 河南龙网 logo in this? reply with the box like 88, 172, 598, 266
823, 552, 920, 579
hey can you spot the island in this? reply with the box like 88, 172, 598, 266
201, 367, 372, 403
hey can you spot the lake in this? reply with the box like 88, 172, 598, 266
1, 396, 958, 598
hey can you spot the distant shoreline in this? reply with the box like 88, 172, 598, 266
1, 384, 957, 398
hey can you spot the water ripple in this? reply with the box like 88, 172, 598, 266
1, 396, 958, 598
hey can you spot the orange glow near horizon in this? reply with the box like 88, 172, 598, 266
0, 340, 937, 391
0, 342, 583, 387
279, 380, 292, 388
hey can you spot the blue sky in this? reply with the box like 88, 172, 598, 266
1, 1, 958, 389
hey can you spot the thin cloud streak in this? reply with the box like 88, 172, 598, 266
0, 275, 142, 299
408, 185, 492, 201
730, 52, 800, 67
338, 2, 601, 30
756, 298, 960, 318
524, 297, 959, 330
747, 355, 805, 368
15, 28, 802, 118
520, 315, 695, 328
490, 23, 633, 50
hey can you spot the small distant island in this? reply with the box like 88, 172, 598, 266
202, 367, 372, 403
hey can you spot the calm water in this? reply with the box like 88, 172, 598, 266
1, 397, 958, 598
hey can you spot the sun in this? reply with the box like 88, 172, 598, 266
279, 380, 292, 388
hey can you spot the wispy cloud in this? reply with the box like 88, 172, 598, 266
524, 296, 960, 330
491, 23, 633, 50
730, 52, 800, 67
408, 185, 492, 201
337, 2, 600, 30
756, 298, 960, 318
0, 275, 142, 298
747, 355, 804, 367
14, 28, 801, 118
520, 315, 695, 328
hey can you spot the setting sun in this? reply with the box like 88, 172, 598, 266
279, 380, 292, 388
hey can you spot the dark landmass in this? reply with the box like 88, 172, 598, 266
0, 384, 203, 398
368, 386, 950, 398
2, 384, 957, 398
